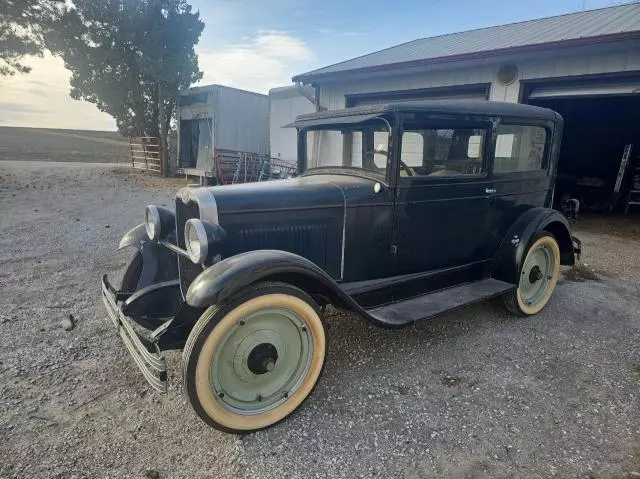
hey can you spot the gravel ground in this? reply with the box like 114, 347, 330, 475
1, 161, 639, 479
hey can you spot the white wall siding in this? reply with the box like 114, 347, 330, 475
490, 78, 521, 103
319, 64, 496, 109
519, 43, 640, 80
269, 88, 315, 164
317, 41, 640, 111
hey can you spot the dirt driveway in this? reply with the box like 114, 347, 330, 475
1, 161, 639, 479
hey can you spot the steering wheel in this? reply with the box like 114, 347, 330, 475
363, 149, 387, 170
364, 150, 415, 177
399, 161, 414, 177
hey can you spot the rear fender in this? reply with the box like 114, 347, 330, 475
492, 207, 575, 285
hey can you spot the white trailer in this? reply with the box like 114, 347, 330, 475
177, 84, 270, 184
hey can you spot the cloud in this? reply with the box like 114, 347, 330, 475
253, 31, 314, 61
0, 102, 48, 114
197, 31, 315, 93
0, 54, 117, 130
0, 30, 317, 129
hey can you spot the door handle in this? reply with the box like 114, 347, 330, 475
485, 188, 496, 194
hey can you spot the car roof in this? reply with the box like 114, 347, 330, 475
290, 99, 561, 128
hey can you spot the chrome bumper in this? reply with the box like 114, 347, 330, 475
101, 275, 167, 392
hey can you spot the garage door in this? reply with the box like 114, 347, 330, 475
524, 77, 640, 101
524, 75, 640, 214
346, 84, 490, 107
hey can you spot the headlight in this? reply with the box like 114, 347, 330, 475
185, 219, 208, 264
144, 205, 175, 241
145, 206, 161, 240
184, 219, 227, 264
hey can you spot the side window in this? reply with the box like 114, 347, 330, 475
401, 132, 424, 167
494, 124, 547, 173
348, 132, 364, 167
372, 131, 390, 168
349, 130, 389, 169
306, 130, 343, 168
400, 125, 486, 177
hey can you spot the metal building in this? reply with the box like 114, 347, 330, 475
177, 84, 269, 184
293, 4, 640, 213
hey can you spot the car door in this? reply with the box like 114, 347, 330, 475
486, 120, 555, 255
392, 115, 495, 279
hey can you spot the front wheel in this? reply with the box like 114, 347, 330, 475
503, 232, 561, 316
182, 282, 326, 433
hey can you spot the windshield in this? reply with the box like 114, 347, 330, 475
303, 119, 390, 179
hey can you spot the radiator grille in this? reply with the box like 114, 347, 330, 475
175, 198, 204, 295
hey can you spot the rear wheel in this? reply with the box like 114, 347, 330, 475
504, 232, 560, 316
182, 282, 326, 433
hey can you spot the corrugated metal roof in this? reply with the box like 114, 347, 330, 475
294, 4, 640, 82
181, 84, 267, 98
289, 99, 560, 127
269, 85, 315, 99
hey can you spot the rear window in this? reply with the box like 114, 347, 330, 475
494, 124, 547, 174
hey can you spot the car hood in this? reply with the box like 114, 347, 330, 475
206, 173, 379, 215
177, 173, 382, 281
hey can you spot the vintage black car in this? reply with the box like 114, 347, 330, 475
102, 100, 581, 433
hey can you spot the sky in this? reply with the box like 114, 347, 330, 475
0, 0, 626, 130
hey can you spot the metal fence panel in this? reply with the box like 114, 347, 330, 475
130, 137, 162, 174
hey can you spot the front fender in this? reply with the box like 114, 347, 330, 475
492, 207, 575, 285
186, 250, 347, 308
185, 250, 458, 330
116, 223, 179, 292
118, 223, 148, 250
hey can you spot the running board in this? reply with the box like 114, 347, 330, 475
365, 279, 514, 327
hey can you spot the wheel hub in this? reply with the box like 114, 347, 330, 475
520, 244, 554, 306
247, 343, 278, 375
210, 307, 312, 414
528, 265, 544, 284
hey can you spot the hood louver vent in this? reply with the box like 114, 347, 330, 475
235, 224, 329, 269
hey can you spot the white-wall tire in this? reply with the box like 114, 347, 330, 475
182, 282, 326, 433
504, 233, 560, 316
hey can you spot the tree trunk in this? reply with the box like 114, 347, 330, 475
158, 85, 169, 177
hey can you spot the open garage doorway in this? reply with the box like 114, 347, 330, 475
524, 80, 640, 216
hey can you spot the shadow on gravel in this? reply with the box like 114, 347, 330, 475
325, 296, 516, 359
562, 263, 601, 282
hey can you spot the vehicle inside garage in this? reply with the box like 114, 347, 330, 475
525, 80, 640, 216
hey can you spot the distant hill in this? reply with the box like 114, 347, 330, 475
0, 126, 130, 162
